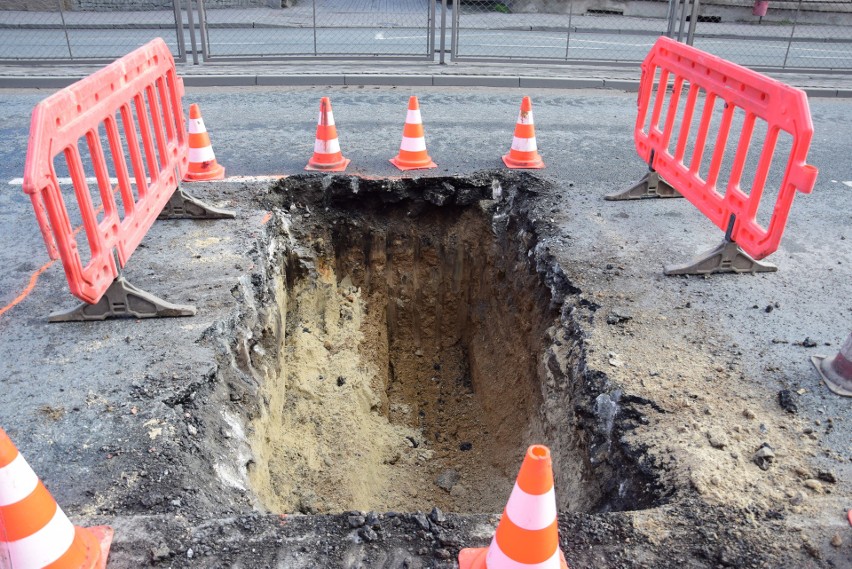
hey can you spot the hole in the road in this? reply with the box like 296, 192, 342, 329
243, 173, 661, 516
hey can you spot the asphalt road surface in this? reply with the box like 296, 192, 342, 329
0, 85, 849, 567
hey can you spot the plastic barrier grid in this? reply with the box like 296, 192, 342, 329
634, 36, 818, 261
22, 38, 188, 305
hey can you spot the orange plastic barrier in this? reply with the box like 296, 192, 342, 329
633, 37, 818, 264
23, 38, 187, 306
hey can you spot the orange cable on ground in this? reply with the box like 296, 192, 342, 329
0, 260, 55, 319
0, 204, 105, 320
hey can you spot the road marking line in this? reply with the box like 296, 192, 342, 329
8, 175, 284, 186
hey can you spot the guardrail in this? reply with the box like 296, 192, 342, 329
608, 36, 818, 274
22, 37, 233, 322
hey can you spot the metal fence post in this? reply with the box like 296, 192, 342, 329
185, 0, 199, 64
198, 0, 209, 61
665, 0, 677, 38
676, 0, 689, 42
57, 0, 73, 59
440, 0, 448, 64
782, 0, 804, 70
312, 0, 318, 56
450, 0, 459, 61
172, 0, 187, 63
564, 0, 574, 60
687, 0, 699, 46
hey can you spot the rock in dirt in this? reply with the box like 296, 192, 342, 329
817, 470, 837, 484
435, 469, 459, 492
348, 515, 366, 528
413, 513, 430, 531
801, 337, 818, 348
358, 526, 379, 542
608, 352, 625, 367
831, 534, 843, 548
150, 544, 171, 563
777, 390, 798, 414
707, 428, 729, 450
434, 549, 452, 560
753, 443, 775, 471
803, 479, 824, 493
606, 309, 632, 325
429, 507, 446, 525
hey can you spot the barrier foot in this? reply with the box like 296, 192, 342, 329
158, 187, 236, 220
49, 276, 197, 322
605, 170, 682, 201
664, 239, 777, 276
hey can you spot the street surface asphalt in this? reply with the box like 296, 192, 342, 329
0, 84, 849, 566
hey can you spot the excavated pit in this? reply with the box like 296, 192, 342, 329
233, 173, 663, 516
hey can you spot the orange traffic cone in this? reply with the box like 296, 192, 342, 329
459, 445, 569, 569
812, 331, 852, 397
390, 96, 437, 171
0, 428, 112, 569
503, 96, 545, 169
306, 97, 350, 172
184, 103, 225, 181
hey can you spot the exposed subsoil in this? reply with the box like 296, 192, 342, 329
243, 174, 660, 517
2, 171, 847, 568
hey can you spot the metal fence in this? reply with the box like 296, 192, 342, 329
1, 0, 851, 71
0, 0, 186, 63
194, 0, 436, 61
450, 0, 852, 71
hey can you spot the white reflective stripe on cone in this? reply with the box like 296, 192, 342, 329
512, 137, 538, 152
400, 136, 426, 152
314, 138, 341, 154
318, 111, 336, 126
188, 117, 207, 134
517, 111, 535, 125
189, 146, 216, 163
486, 538, 561, 569
504, 483, 557, 531
6, 508, 76, 569
0, 453, 39, 506
405, 109, 422, 124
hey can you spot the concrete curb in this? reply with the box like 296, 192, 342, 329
0, 74, 849, 97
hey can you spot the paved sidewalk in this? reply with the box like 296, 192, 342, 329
2, 58, 852, 97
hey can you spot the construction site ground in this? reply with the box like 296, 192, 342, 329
0, 84, 850, 568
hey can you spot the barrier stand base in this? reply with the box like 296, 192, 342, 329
664, 239, 777, 276
605, 170, 682, 201
158, 187, 236, 220
49, 275, 197, 322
